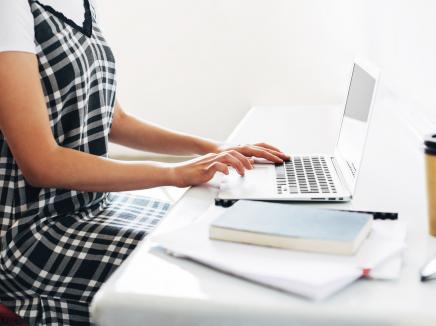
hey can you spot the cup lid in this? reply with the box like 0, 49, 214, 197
425, 134, 436, 155
425, 134, 436, 150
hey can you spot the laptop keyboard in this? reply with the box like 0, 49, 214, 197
275, 156, 337, 195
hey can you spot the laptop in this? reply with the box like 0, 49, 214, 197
217, 59, 380, 202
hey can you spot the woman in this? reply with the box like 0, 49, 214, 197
0, 0, 289, 325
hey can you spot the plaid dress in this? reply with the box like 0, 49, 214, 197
0, 1, 170, 325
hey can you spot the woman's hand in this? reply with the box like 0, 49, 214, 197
169, 142, 290, 188
216, 142, 290, 163
169, 150, 255, 188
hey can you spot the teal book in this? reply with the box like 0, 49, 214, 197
209, 200, 372, 255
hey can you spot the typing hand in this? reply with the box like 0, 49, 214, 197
169, 150, 254, 188
216, 143, 290, 163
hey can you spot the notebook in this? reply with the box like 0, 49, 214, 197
209, 201, 372, 255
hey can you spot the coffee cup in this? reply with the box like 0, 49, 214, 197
424, 134, 436, 236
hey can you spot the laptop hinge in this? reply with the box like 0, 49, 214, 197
331, 156, 352, 198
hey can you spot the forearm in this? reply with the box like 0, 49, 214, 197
29, 146, 174, 192
109, 103, 220, 156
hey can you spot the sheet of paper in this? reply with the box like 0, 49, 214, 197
366, 220, 407, 279
369, 254, 404, 279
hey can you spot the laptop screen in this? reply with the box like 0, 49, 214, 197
336, 63, 377, 191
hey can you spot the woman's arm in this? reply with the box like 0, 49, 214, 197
0, 52, 249, 191
109, 101, 218, 155
110, 101, 290, 162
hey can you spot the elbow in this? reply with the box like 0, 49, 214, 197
19, 153, 59, 188
9, 140, 63, 188
22, 166, 54, 188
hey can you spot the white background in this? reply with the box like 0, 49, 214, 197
98, 0, 436, 157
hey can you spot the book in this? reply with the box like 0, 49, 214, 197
209, 200, 373, 255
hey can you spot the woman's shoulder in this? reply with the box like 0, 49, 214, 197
0, 0, 36, 54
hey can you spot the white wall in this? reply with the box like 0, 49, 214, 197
361, 0, 436, 138
98, 0, 436, 157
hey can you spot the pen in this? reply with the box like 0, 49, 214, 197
214, 199, 399, 219
330, 209, 398, 220
420, 253, 436, 282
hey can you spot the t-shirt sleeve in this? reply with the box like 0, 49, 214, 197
0, 0, 35, 54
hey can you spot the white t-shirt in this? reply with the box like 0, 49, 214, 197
0, 0, 96, 54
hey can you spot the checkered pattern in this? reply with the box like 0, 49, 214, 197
0, 1, 171, 325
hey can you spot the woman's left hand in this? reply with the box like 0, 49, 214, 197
216, 142, 290, 163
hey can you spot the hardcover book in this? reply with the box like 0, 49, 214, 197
209, 200, 372, 255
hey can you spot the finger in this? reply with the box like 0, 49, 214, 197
198, 152, 253, 170
229, 150, 253, 170
260, 148, 291, 161
217, 152, 246, 176
254, 143, 290, 160
236, 146, 283, 163
250, 148, 284, 163
206, 161, 229, 177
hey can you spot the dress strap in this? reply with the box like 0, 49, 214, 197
29, 0, 93, 37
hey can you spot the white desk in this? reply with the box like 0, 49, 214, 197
91, 98, 436, 325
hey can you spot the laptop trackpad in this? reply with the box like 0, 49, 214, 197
218, 165, 276, 199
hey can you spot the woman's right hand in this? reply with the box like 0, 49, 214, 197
169, 150, 255, 188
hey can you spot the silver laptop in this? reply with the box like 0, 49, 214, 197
217, 59, 380, 202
